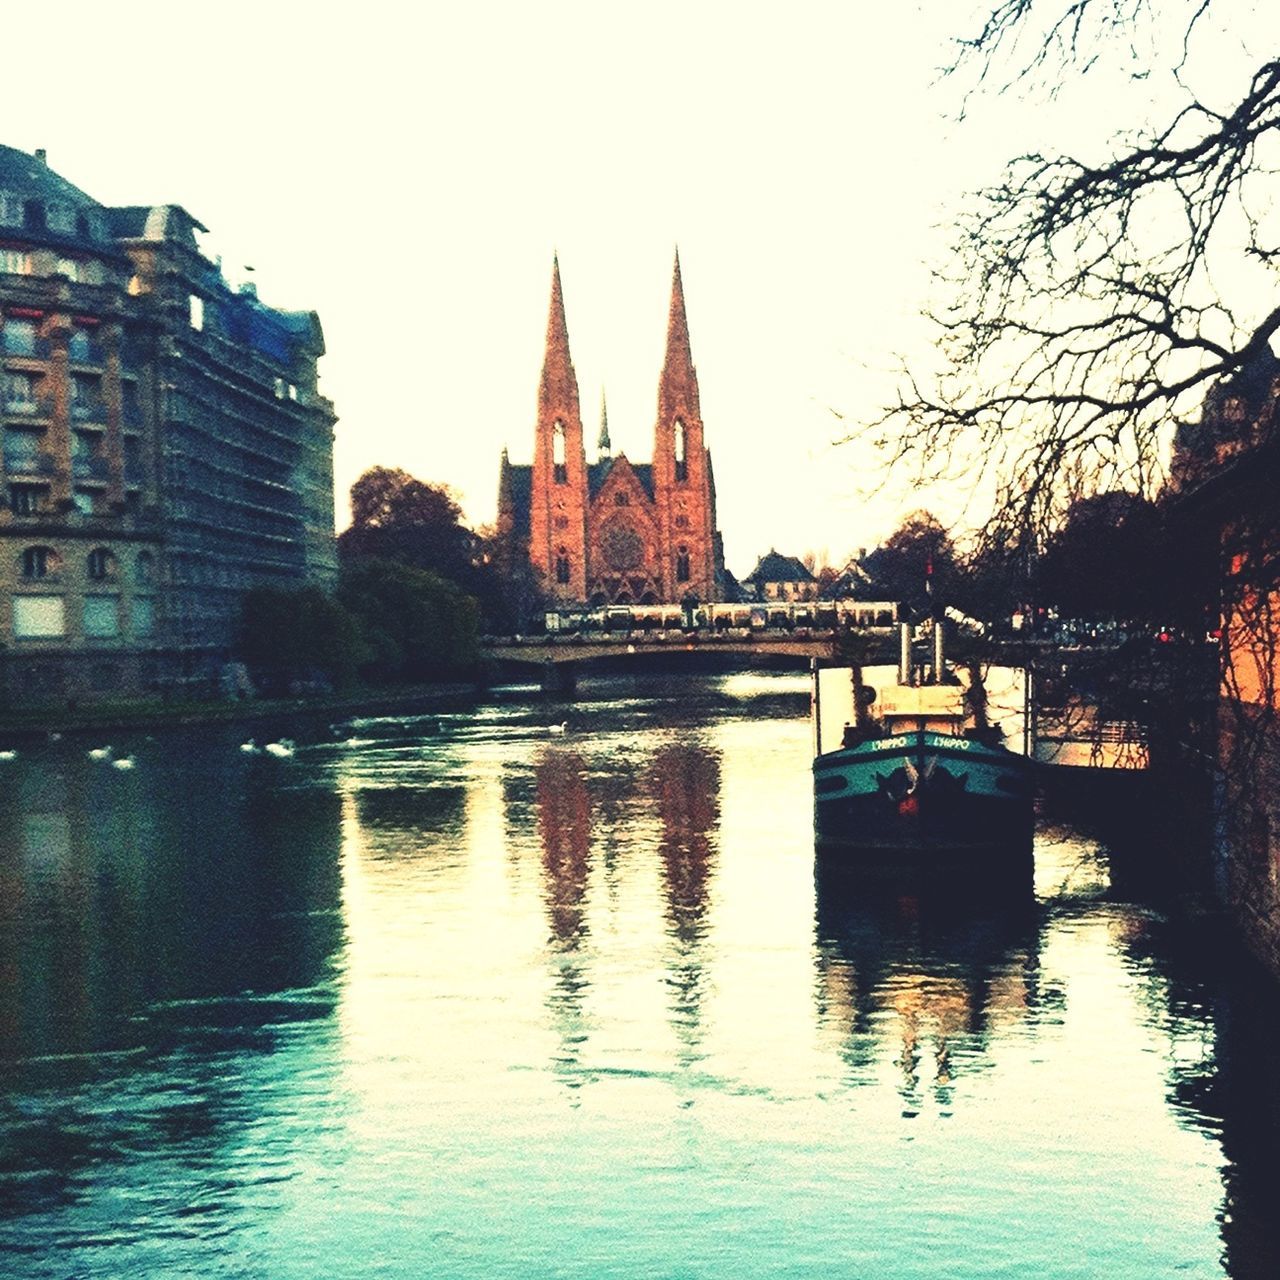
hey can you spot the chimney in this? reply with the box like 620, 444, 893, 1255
34, 148, 47, 164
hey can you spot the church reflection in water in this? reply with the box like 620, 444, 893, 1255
527, 735, 721, 1082
812, 864, 1040, 1102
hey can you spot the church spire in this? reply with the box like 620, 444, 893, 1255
598, 389, 611, 458
658, 247, 700, 422
539, 254, 580, 423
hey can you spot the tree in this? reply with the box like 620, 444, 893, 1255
1035, 490, 1169, 620
338, 559, 479, 683
238, 586, 363, 695
862, 510, 959, 617
870, 1, 1279, 545
340, 467, 476, 584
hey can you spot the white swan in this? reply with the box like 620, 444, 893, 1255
0, 749, 16, 762
548, 722, 567, 735
88, 746, 112, 761
264, 739, 295, 758
239, 739, 261, 754
111, 756, 136, 771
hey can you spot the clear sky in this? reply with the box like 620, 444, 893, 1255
5, 0, 1228, 576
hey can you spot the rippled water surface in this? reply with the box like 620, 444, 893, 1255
2, 673, 1279, 1278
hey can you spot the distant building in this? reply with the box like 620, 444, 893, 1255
741, 550, 816, 602
0, 144, 336, 704
497, 254, 724, 607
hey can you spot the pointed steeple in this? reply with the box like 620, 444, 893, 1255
539, 254, 581, 423
598, 389, 611, 458
658, 247, 700, 422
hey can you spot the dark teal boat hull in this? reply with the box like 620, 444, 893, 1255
813, 729, 1035, 861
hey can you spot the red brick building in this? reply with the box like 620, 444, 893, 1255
498, 254, 724, 607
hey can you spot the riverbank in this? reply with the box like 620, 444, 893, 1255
0, 681, 481, 739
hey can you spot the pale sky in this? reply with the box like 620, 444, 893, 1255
7, 0, 1257, 577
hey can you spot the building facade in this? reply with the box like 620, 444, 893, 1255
0, 144, 336, 704
741, 550, 817, 602
498, 255, 724, 608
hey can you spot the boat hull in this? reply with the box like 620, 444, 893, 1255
813, 730, 1034, 862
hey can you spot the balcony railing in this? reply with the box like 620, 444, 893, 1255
3, 451, 56, 476
72, 455, 111, 481
3, 394, 55, 418
0, 333, 51, 359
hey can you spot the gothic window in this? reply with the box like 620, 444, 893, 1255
615, 492, 629, 506
21, 545, 57, 579
676, 546, 691, 583
553, 421, 567, 483
674, 514, 689, 529
554, 515, 569, 530
555, 547, 571, 584
674, 420, 687, 482
87, 547, 115, 581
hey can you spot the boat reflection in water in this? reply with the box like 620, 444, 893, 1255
813, 857, 1038, 1102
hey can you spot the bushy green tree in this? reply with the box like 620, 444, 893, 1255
338, 558, 479, 683
238, 587, 363, 694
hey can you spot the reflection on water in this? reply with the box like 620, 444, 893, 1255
0, 676, 1278, 1277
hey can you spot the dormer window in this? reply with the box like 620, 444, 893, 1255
189, 294, 204, 331
47, 203, 75, 234
553, 421, 567, 484
674, 420, 687, 482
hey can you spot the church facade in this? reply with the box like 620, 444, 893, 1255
497, 255, 724, 608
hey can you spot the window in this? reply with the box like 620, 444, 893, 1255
288, 383, 298, 401
70, 373, 101, 419
83, 596, 120, 638
55, 258, 80, 281
72, 490, 95, 515
274, 376, 286, 399
615, 492, 629, 506
135, 551, 155, 585
674, 420, 687, 482
189, 294, 204, 331
676, 546, 691, 583
554, 515, 569, 530
46, 202, 75, 234
12, 596, 64, 638
3, 371, 37, 410
87, 548, 115, 581
132, 596, 155, 638
2, 319, 37, 356
553, 421, 567, 484
555, 548, 571, 584
21, 546, 55, 579
9, 484, 44, 515
0, 248, 31, 275
674, 514, 689, 529
68, 328, 96, 362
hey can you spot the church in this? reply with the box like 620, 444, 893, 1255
497, 254, 725, 607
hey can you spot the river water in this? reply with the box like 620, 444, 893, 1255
1, 673, 1278, 1278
